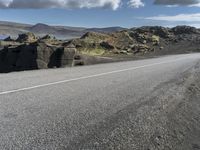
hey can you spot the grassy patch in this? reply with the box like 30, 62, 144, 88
152, 35, 160, 42
151, 35, 160, 45
80, 48, 105, 56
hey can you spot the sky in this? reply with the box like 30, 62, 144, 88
0, 0, 200, 28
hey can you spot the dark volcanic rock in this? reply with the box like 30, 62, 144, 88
4, 36, 14, 42
0, 44, 38, 72
172, 26, 199, 34
39, 35, 56, 43
16, 32, 38, 43
48, 43, 77, 68
134, 26, 172, 38
150, 26, 172, 38
132, 44, 152, 54
40, 34, 57, 41
41, 34, 52, 40
100, 41, 115, 50
0, 42, 76, 73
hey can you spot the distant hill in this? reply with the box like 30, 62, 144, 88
0, 21, 126, 40
0, 21, 31, 28
28, 23, 55, 33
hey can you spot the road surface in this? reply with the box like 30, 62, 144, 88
0, 54, 200, 150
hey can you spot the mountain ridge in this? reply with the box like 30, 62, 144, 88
0, 21, 126, 40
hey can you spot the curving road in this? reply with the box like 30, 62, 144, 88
0, 54, 200, 149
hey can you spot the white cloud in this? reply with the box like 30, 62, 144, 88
128, 0, 144, 8
0, 0, 12, 7
154, 0, 200, 6
0, 0, 122, 10
190, 3, 200, 7
145, 13, 200, 22
0, 0, 146, 10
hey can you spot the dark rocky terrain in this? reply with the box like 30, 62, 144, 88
0, 34, 76, 73
68, 26, 200, 57
0, 25, 200, 73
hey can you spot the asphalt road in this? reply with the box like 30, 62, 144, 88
0, 54, 200, 150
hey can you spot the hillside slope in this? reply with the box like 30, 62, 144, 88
67, 26, 200, 57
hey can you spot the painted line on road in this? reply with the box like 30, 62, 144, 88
0, 57, 191, 95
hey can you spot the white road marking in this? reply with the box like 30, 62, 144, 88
0, 57, 191, 95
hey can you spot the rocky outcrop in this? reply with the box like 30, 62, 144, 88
40, 34, 58, 42
41, 34, 52, 40
0, 42, 76, 73
16, 32, 38, 43
133, 26, 172, 38
134, 32, 148, 44
60, 43, 77, 67
80, 32, 109, 41
149, 26, 172, 38
172, 26, 199, 35
4, 36, 14, 42
131, 44, 153, 54
100, 41, 115, 50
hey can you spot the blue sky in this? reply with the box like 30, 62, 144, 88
0, 0, 200, 28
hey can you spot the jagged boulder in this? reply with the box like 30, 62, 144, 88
61, 43, 77, 67
40, 34, 57, 41
131, 44, 151, 54
41, 34, 52, 40
134, 32, 148, 44
16, 32, 38, 43
4, 36, 14, 42
100, 41, 115, 50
